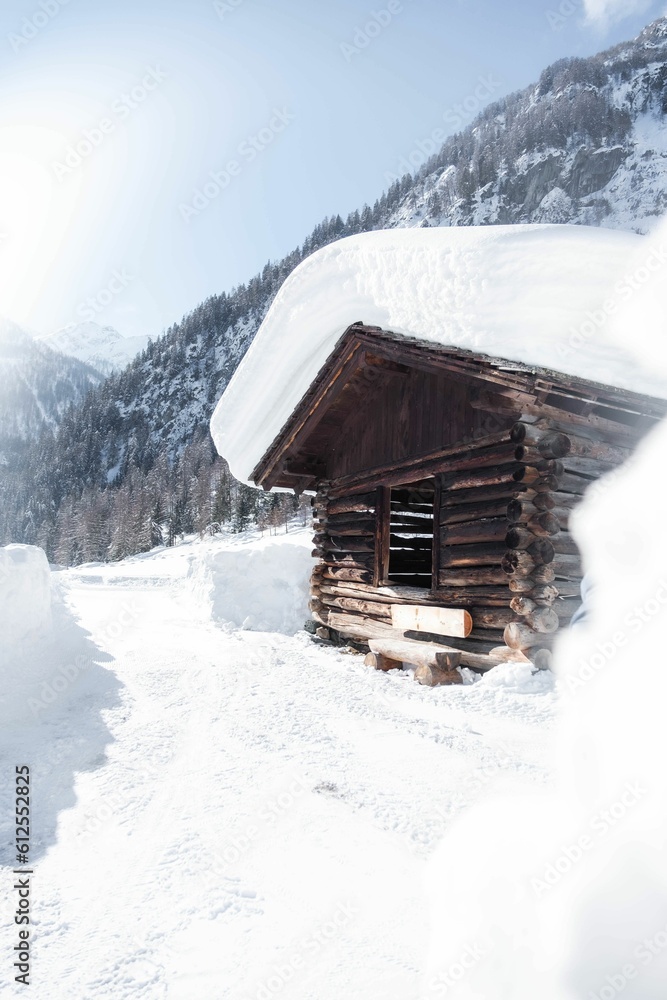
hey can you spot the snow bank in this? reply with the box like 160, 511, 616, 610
187, 532, 314, 634
0, 544, 52, 646
0, 544, 56, 726
210, 224, 667, 484
423, 351, 667, 990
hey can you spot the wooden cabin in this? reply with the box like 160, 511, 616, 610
210, 227, 667, 682
247, 321, 667, 678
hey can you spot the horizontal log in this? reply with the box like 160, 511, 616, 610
445, 463, 522, 491
441, 518, 510, 546
508, 576, 539, 594
554, 597, 582, 615
314, 515, 375, 535
558, 472, 594, 495
510, 424, 571, 457
459, 647, 531, 672
320, 581, 508, 606
438, 568, 509, 587
532, 491, 580, 512
550, 534, 580, 556
522, 607, 559, 632
552, 554, 583, 573
313, 534, 375, 553
404, 630, 502, 655
318, 552, 374, 569
441, 497, 514, 525
469, 607, 515, 630
502, 542, 553, 575
325, 492, 376, 515
518, 406, 652, 445
532, 564, 557, 583
506, 499, 540, 523
563, 456, 615, 476
551, 581, 581, 598
527, 513, 561, 537
510, 595, 539, 616
550, 506, 570, 530
437, 442, 517, 474
322, 567, 373, 584
504, 622, 558, 651
320, 595, 393, 619
327, 612, 400, 641
565, 435, 630, 464
440, 482, 523, 508
506, 527, 558, 552
368, 638, 462, 672
441, 542, 507, 567
514, 447, 565, 473
514, 471, 560, 492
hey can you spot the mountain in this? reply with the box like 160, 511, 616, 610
40, 322, 150, 376
384, 17, 667, 233
0, 319, 103, 465
2, 16, 667, 561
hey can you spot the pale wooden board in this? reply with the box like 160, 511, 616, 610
368, 638, 461, 670
390, 603, 472, 638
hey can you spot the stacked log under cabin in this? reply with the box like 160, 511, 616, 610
250, 323, 667, 678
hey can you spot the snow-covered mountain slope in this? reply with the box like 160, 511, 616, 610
3, 16, 667, 557
0, 319, 103, 461
387, 17, 667, 233
40, 322, 149, 376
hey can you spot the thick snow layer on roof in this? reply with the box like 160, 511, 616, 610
210, 224, 667, 484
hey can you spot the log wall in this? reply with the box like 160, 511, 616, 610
309, 412, 635, 672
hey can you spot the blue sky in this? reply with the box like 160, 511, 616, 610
0, 0, 665, 339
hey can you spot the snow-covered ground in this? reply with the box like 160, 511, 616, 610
0, 529, 556, 999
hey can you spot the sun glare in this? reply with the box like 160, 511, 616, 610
0, 125, 81, 326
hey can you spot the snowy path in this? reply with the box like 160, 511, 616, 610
3, 542, 556, 999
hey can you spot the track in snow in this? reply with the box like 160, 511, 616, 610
2, 542, 556, 999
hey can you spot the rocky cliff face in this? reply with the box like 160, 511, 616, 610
387, 18, 667, 234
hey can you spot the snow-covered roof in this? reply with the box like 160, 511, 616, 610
210, 224, 667, 485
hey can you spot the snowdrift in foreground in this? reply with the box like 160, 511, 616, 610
424, 353, 667, 993
0, 544, 116, 730
210, 224, 667, 484
0, 544, 52, 645
187, 532, 313, 635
